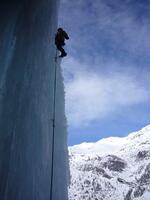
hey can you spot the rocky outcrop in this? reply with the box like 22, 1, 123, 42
69, 125, 150, 200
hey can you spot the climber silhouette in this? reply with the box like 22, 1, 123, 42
55, 28, 69, 58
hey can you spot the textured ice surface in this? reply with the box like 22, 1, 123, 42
0, 1, 68, 200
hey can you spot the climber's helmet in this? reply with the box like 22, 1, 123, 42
57, 28, 63, 32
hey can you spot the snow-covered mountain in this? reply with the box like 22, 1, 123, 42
69, 125, 150, 200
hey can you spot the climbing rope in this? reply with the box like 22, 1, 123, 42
50, 49, 58, 200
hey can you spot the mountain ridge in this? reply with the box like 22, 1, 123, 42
69, 125, 150, 200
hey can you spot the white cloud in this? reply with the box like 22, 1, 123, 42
59, 0, 150, 128
62, 57, 150, 127
59, 0, 150, 57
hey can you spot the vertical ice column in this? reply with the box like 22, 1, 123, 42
0, 1, 68, 200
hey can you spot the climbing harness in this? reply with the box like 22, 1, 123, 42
50, 49, 58, 200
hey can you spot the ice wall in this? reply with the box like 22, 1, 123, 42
0, 1, 68, 200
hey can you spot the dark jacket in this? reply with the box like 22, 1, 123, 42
55, 30, 69, 46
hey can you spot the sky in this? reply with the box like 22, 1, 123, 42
58, 0, 150, 146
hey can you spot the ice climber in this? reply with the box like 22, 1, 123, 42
55, 28, 69, 58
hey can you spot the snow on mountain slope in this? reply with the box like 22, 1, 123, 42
69, 125, 150, 200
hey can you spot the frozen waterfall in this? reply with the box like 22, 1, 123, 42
0, 0, 68, 200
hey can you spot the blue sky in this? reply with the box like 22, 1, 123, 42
58, 0, 150, 146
